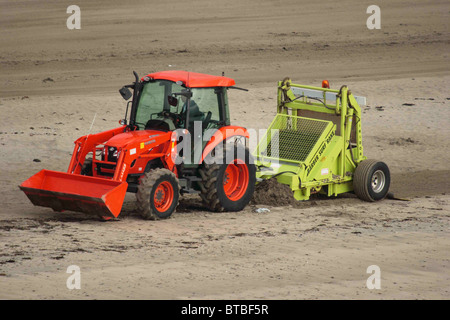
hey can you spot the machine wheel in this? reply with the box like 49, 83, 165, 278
136, 168, 180, 220
353, 159, 390, 202
198, 144, 256, 212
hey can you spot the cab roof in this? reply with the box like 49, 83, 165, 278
142, 70, 235, 88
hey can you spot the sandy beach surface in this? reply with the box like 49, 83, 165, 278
0, 0, 449, 299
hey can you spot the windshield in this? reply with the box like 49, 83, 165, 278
135, 80, 185, 130
134, 80, 230, 134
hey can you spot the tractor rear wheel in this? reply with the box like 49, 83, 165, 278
353, 159, 390, 202
136, 168, 180, 220
199, 144, 256, 212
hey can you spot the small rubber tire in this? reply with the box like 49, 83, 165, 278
198, 144, 256, 212
353, 159, 390, 202
136, 168, 180, 220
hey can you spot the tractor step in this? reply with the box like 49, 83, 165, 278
179, 176, 202, 194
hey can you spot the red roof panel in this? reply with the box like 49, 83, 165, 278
142, 70, 235, 88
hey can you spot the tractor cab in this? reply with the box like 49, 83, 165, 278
123, 71, 234, 138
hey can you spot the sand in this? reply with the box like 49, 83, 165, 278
0, 0, 449, 299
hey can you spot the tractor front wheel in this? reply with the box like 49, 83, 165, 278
136, 168, 180, 220
353, 159, 390, 202
199, 144, 256, 212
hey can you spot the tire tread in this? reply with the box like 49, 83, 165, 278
136, 168, 180, 220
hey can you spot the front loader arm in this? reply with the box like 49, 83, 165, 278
68, 126, 126, 174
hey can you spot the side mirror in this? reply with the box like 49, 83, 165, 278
119, 86, 132, 100
168, 95, 178, 107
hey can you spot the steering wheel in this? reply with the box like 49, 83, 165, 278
202, 111, 212, 129
126, 122, 145, 131
160, 111, 182, 126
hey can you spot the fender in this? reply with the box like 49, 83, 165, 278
199, 125, 250, 164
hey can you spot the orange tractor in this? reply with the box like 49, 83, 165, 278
20, 71, 256, 220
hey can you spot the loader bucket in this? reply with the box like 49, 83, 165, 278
19, 170, 128, 219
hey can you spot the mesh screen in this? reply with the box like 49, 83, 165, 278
259, 114, 330, 163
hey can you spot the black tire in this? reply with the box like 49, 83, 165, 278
353, 159, 390, 202
198, 144, 256, 212
81, 158, 93, 176
136, 168, 180, 220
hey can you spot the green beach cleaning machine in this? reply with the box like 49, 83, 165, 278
255, 78, 390, 202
